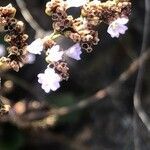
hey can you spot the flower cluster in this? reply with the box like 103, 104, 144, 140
27, 0, 131, 93
82, 1, 131, 24
46, 0, 73, 33
28, 36, 82, 93
45, 0, 100, 52
0, 4, 29, 71
45, 0, 131, 53
0, 0, 131, 93
81, 0, 131, 37
0, 4, 16, 30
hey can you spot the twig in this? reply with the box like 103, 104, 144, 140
1, 48, 149, 128
133, 0, 150, 134
15, 0, 48, 38
51, 48, 150, 117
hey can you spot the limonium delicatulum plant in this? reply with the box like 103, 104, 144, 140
0, 0, 131, 93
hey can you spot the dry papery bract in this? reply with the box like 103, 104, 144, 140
0, 4, 29, 71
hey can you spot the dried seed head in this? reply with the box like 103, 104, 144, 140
86, 47, 93, 53
45, 0, 66, 16
9, 60, 19, 72
54, 61, 69, 80
0, 4, 16, 18
7, 46, 19, 55
68, 32, 81, 43
52, 13, 60, 21
82, 34, 93, 42
43, 36, 56, 50
15, 21, 24, 32
22, 34, 29, 42
4, 34, 11, 43
0, 4, 29, 71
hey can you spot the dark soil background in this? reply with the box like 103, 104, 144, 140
0, 0, 150, 150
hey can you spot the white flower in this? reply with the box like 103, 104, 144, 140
92, 0, 101, 4
38, 67, 61, 93
65, 43, 82, 60
27, 38, 43, 55
6, 3, 13, 8
67, 0, 88, 7
46, 45, 64, 62
107, 17, 129, 38
0, 44, 5, 57
27, 53, 36, 64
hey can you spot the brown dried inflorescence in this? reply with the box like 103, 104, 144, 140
82, 0, 131, 24
43, 0, 131, 83
45, 0, 131, 53
46, 0, 100, 52
0, 4, 16, 29
43, 36, 56, 50
46, 0, 73, 32
64, 18, 100, 52
48, 61, 69, 81
0, 4, 29, 71
54, 61, 69, 80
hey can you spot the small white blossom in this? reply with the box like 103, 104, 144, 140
38, 67, 61, 93
0, 44, 5, 57
46, 45, 64, 62
27, 38, 43, 55
92, 0, 101, 4
27, 53, 36, 64
6, 3, 13, 8
65, 43, 82, 60
67, 0, 88, 7
107, 17, 129, 38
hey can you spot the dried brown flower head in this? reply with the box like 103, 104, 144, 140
0, 4, 29, 71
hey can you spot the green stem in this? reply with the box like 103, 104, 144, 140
48, 31, 61, 40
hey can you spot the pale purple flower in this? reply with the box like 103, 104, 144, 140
27, 38, 43, 55
38, 67, 61, 93
0, 44, 5, 57
67, 0, 88, 7
46, 45, 64, 62
65, 43, 82, 60
107, 17, 129, 38
27, 53, 36, 64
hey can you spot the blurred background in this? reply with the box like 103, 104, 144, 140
0, 0, 150, 150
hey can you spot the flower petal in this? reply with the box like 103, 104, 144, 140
46, 45, 64, 62
65, 43, 82, 60
37, 67, 61, 93
27, 38, 43, 55
27, 53, 36, 64
107, 17, 129, 38
117, 18, 129, 25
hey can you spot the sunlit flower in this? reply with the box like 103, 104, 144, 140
6, 3, 13, 7
27, 38, 43, 55
0, 44, 5, 57
46, 45, 64, 62
27, 53, 36, 64
107, 17, 129, 38
92, 0, 101, 4
38, 67, 61, 93
65, 43, 82, 60
67, 0, 88, 8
